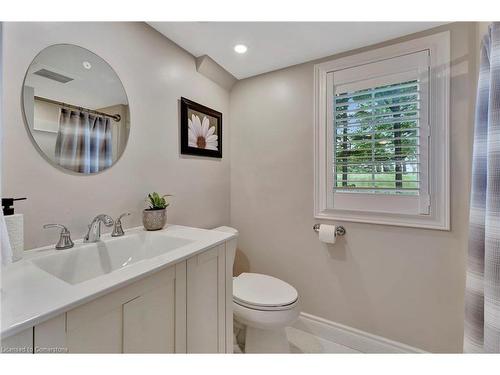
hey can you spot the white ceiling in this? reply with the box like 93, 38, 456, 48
149, 22, 446, 79
25, 44, 128, 109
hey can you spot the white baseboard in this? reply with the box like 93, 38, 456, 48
292, 312, 426, 353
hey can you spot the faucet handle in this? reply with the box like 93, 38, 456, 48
112, 213, 130, 237
43, 224, 74, 250
118, 212, 131, 221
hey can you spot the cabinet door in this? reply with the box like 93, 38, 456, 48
66, 307, 123, 353
34, 314, 66, 353
1, 328, 33, 354
59, 263, 185, 353
186, 244, 226, 353
123, 274, 176, 353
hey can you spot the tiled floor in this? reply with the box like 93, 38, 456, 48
286, 326, 359, 353
234, 324, 360, 353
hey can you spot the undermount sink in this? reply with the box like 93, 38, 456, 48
32, 232, 193, 285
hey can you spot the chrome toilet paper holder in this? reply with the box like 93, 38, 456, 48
313, 224, 346, 237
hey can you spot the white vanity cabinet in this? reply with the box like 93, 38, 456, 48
2, 239, 235, 354
34, 262, 186, 353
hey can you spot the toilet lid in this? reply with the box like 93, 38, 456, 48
233, 273, 298, 307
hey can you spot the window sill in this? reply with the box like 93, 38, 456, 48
314, 208, 450, 231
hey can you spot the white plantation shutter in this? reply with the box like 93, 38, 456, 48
314, 32, 450, 229
326, 50, 430, 215
334, 80, 421, 194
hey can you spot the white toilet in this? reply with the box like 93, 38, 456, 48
214, 226, 300, 353
233, 272, 300, 353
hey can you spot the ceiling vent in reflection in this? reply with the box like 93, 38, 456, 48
33, 68, 74, 83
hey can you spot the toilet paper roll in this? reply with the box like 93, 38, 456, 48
318, 224, 336, 244
5, 214, 24, 262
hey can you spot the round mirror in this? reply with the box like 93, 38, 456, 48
22, 44, 130, 174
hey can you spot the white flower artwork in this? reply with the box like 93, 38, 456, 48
187, 114, 219, 151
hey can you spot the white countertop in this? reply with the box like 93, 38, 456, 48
1, 225, 236, 339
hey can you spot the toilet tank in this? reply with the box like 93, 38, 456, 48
212, 226, 238, 270
213, 226, 238, 235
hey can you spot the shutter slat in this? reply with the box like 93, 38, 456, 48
335, 100, 420, 115
335, 153, 419, 161
335, 166, 419, 171
336, 179, 420, 182
334, 82, 419, 100
335, 136, 419, 144
334, 187, 419, 192
336, 171, 420, 176
335, 91, 421, 108
336, 127, 419, 135
335, 146, 419, 155
336, 109, 418, 121
335, 116, 419, 128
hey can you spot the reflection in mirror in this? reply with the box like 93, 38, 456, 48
22, 44, 130, 174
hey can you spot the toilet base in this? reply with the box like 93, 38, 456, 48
244, 326, 290, 353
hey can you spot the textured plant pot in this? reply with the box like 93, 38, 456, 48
142, 208, 167, 231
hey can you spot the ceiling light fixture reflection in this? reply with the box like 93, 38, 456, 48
234, 44, 248, 54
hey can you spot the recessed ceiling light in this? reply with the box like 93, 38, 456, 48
234, 44, 248, 54
82, 61, 92, 70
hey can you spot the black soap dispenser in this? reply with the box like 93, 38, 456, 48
2, 197, 27, 216
2, 197, 26, 261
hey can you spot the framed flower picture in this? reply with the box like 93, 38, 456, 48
180, 97, 222, 158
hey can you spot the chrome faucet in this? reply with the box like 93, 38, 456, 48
84, 214, 114, 243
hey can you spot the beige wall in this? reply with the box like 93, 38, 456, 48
229, 23, 477, 352
1, 22, 231, 249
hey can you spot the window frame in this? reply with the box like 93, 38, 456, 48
313, 31, 450, 230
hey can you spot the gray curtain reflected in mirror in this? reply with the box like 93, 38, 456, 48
55, 109, 112, 173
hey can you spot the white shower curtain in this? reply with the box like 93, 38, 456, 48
464, 22, 500, 353
55, 108, 113, 173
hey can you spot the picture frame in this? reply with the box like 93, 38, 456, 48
180, 97, 222, 158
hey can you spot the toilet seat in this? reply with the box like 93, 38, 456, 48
233, 298, 299, 311
233, 273, 298, 311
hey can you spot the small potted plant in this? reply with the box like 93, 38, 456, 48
143, 192, 171, 231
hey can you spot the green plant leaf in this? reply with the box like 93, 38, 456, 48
145, 191, 172, 209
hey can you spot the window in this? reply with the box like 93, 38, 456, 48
314, 32, 450, 229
